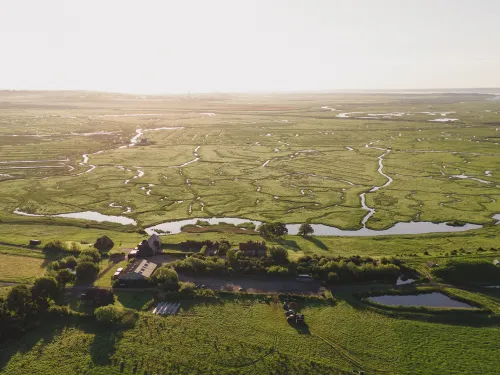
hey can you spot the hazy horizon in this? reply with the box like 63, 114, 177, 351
1, 0, 499, 94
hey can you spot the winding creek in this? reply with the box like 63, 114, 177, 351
8, 126, 500, 237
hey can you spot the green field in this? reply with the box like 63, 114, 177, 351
2, 292, 500, 375
1, 91, 500, 374
1, 91, 500, 232
0, 252, 47, 283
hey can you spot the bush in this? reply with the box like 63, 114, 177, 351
56, 269, 75, 286
80, 249, 101, 263
151, 267, 179, 290
267, 265, 292, 276
195, 220, 210, 226
218, 241, 231, 255
95, 305, 124, 323
200, 245, 208, 256
237, 222, 256, 230
269, 246, 289, 265
179, 281, 197, 294
43, 240, 69, 254
238, 240, 267, 256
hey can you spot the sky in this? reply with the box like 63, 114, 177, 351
0, 0, 499, 94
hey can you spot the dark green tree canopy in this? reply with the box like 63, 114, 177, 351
298, 223, 314, 237
259, 222, 288, 238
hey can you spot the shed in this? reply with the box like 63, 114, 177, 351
29, 239, 42, 246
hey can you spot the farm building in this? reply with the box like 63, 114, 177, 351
118, 259, 157, 286
137, 234, 162, 257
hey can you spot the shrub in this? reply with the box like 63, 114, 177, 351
267, 265, 293, 276
195, 220, 210, 226
42, 240, 68, 254
269, 246, 289, 265
200, 245, 208, 256
80, 249, 101, 263
151, 267, 179, 290
56, 269, 75, 286
179, 281, 197, 294
238, 240, 267, 256
95, 305, 124, 323
218, 241, 230, 255
237, 222, 256, 230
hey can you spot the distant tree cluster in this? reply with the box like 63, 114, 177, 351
296, 255, 401, 284
432, 259, 500, 285
239, 240, 267, 256
50, 248, 101, 285
179, 240, 230, 255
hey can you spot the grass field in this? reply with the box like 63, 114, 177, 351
1, 292, 500, 375
0, 252, 46, 283
1, 91, 500, 232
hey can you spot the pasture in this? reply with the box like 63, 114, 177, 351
2, 293, 500, 375
0, 252, 46, 283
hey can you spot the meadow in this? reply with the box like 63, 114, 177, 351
1, 91, 500, 234
2, 292, 500, 375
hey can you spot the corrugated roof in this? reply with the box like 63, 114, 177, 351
120, 259, 157, 280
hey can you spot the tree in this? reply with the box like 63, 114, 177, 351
6, 285, 32, 318
259, 222, 288, 238
56, 269, 75, 287
94, 236, 114, 253
60, 256, 78, 269
95, 305, 124, 323
80, 249, 101, 263
269, 246, 289, 265
226, 249, 237, 264
76, 262, 100, 283
31, 277, 59, 311
298, 223, 314, 237
150, 267, 179, 290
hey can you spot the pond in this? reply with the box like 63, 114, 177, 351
367, 293, 475, 308
146, 217, 262, 234
14, 209, 136, 226
145, 217, 483, 236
